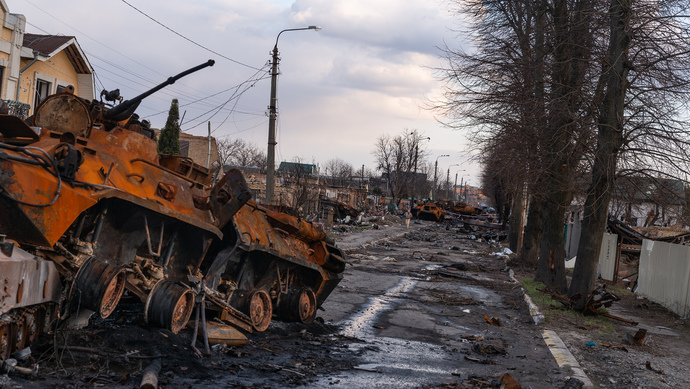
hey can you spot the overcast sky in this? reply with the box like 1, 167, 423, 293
12, 0, 480, 186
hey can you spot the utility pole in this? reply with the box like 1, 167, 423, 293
433, 155, 449, 200
361, 164, 365, 189
446, 164, 459, 199
454, 173, 458, 201
433, 160, 438, 200
265, 26, 321, 205
412, 143, 418, 206
446, 168, 450, 200
409, 132, 429, 207
207, 121, 211, 168
265, 44, 279, 205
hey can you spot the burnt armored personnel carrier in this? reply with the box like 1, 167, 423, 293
0, 60, 345, 358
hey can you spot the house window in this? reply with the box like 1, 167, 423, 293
34, 79, 52, 109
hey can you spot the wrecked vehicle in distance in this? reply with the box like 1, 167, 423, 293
412, 203, 445, 222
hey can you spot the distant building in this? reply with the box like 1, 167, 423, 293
458, 185, 489, 207
178, 132, 220, 169
278, 162, 316, 176
609, 177, 686, 227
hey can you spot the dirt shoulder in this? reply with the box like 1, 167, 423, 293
513, 267, 690, 389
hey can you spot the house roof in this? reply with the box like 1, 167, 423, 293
278, 162, 316, 174
23, 33, 92, 74
613, 176, 686, 206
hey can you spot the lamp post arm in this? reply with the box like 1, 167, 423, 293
275, 26, 321, 47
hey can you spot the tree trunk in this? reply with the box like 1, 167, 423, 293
494, 183, 506, 227
535, 178, 571, 294
508, 186, 524, 252
534, 0, 593, 294
520, 195, 542, 266
570, 0, 630, 303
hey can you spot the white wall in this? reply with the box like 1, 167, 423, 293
638, 239, 690, 318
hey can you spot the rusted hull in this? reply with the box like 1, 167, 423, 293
0, 124, 222, 248
0, 130, 343, 344
451, 203, 480, 215
0, 238, 61, 358
418, 210, 444, 222
211, 202, 344, 324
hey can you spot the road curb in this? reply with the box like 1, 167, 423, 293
508, 269, 545, 325
542, 330, 594, 389
507, 269, 593, 389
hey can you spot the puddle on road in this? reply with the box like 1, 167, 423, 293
454, 284, 502, 306
340, 277, 418, 338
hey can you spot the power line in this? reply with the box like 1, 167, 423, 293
216, 119, 269, 139
182, 66, 267, 132
21, 0, 163, 76
22, 21, 115, 97
142, 75, 269, 120
120, 0, 263, 71
21, 1, 270, 135
21, 0, 239, 102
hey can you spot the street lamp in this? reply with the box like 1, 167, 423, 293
433, 155, 449, 200
454, 169, 466, 201
461, 178, 470, 203
265, 25, 321, 205
446, 164, 459, 199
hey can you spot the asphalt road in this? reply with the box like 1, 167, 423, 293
311, 220, 570, 388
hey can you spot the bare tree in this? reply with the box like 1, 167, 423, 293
324, 158, 354, 186
217, 138, 267, 172
571, 0, 690, 301
437, 0, 690, 296
372, 130, 429, 202
435, 0, 602, 293
434, 0, 560, 282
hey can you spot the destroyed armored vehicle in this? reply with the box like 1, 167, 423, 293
0, 60, 345, 358
412, 203, 445, 222
451, 202, 482, 216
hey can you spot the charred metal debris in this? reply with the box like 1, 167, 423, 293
0, 61, 345, 369
538, 284, 638, 325
405, 200, 506, 242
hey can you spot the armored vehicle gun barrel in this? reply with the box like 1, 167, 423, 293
105, 59, 215, 121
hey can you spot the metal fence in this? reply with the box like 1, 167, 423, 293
638, 239, 690, 318
598, 233, 618, 281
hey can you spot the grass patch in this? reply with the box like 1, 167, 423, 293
520, 278, 563, 309
606, 284, 632, 297
519, 278, 615, 331
583, 315, 615, 332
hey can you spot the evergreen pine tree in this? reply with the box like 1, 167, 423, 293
158, 99, 180, 154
